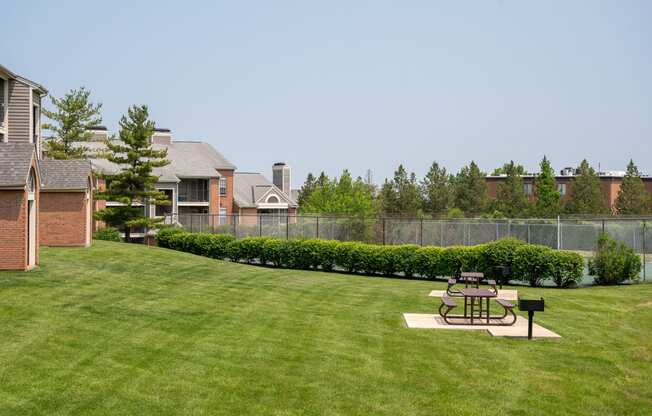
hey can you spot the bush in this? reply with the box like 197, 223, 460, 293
512, 244, 554, 287
94, 227, 122, 242
550, 251, 584, 288
481, 238, 526, 285
155, 227, 185, 247
158, 231, 586, 287
589, 234, 641, 285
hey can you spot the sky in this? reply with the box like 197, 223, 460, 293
4, 0, 652, 188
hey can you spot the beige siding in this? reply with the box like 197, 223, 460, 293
8, 80, 31, 142
0, 78, 5, 128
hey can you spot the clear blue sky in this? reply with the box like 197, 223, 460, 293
4, 0, 651, 187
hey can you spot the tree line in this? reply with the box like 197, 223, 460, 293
298, 157, 652, 218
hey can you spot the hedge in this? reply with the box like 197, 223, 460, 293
155, 230, 585, 287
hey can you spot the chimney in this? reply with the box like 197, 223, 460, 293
272, 162, 291, 196
152, 128, 172, 145
87, 126, 109, 142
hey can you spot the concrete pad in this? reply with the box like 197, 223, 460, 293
402, 314, 561, 339
428, 289, 519, 301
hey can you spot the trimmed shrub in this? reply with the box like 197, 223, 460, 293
155, 227, 185, 248
513, 244, 554, 287
589, 234, 641, 285
481, 238, 526, 285
550, 251, 584, 288
94, 227, 122, 242
413, 246, 445, 279
159, 231, 587, 287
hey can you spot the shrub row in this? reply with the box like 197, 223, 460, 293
157, 229, 585, 287
93, 227, 122, 242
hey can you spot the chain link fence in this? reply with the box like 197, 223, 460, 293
165, 214, 651, 280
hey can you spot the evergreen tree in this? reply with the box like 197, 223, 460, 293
94, 105, 170, 242
494, 161, 529, 217
297, 173, 317, 208
564, 160, 608, 215
614, 160, 650, 215
452, 161, 488, 217
533, 156, 561, 218
378, 165, 421, 216
420, 161, 450, 216
42, 87, 103, 159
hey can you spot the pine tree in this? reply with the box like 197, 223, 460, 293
614, 160, 649, 215
297, 173, 316, 208
564, 160, 608, 215
42, 87, 102, 159
495, 161, 529, 217
533, 156, 561, 218
94, 105, 170, 242
378, 165, 421, 216
420, 161, 450, 216
453, 161, 488, 217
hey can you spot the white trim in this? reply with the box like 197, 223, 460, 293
257, 202, 289, 209
0, 74, 7, 141
106, 201, 144, 207
28, 87, 33, 144
178, 201, 209, 207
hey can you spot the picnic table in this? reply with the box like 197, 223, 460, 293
439, 279, 516, 326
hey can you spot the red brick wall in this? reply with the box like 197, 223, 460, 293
217, 169, 234, 215
0, 190, 28, 270
238, 207, 258, 225
93, 178, 106, 231
40, 192, 90, 247
209, 178, 220, 216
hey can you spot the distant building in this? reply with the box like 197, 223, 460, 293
233, 163, 298, 225
486, 167, 652, 211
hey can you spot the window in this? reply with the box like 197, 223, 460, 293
557, 183, 567, 196
178, 179, 209, 202
219, 207, 227, 224
32, 104, 40, 144
219, 177, 227, 196
523, 183, 533, 196
28, 169, 37, 193
266, 195, 280, 203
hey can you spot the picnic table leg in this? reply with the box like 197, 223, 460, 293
464, 296, 468, 318
486, 298, 490, 324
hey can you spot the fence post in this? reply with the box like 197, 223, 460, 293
316, 216, 320, 239
440, 221, 444, 247
420, 218, 424, 246
495, 222, 499, 241
232, 214, 236, 237
507, 219, 511, 238
382, 218, 386, 245
602, 219, 605, 235
643, 221, 647, 282
190, 215, 194, 233
527, 223, 531, 244
556, 215, 560, 250
259, 215, 262, 237
286, 214, 289, 240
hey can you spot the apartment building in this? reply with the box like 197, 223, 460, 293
0, 64, 95, 269
86, 127, 236, 237
486, 167, 652, 210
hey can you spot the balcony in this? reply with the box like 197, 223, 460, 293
177, 179, 209, 203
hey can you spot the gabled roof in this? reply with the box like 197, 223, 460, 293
84, 140, 234, 181
0, 143, 38, 188
0, 64, 48, 94
233, 172, 297, 208
40, 159, 92, 191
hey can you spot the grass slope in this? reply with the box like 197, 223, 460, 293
0, 241, 650, 415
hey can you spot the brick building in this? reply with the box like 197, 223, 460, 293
39, 160, 93, 247
0, 144, 41, 270
486, 168, 652, 211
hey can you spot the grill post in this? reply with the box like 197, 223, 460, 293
527, 311, 534, 340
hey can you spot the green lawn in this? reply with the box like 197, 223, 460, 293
0, 242, 651, 415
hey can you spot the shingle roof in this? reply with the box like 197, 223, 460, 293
233, 172, 297, 208
84, 140, 235, 181
0, 143, 37, 188
40, 159, 92, 191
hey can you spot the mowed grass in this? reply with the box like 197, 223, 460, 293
0, 242, 651, 416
